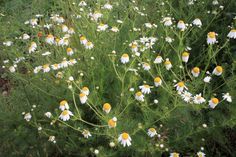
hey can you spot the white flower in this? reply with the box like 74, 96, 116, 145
203, 76, 211, 83
103, 103, 111, 114
174, 82, 188, 93
177, 20, 186, 31
59, 100, 69, 111
94, 149, 99, 155
164, 58, 172, 70
165, 36, 173, 43
162, 17, 172, 26
45, 34, 54, 45
79, 1, 87, 6
91, 11, 103, 21
97, 23, 108, 31
170, 152, 179, 157
79, 93, 88, 104
82, 130, 92, 138
103, 3, 113, 10
154, 55, 163, 64
193, 93, 206, 104
197, 151, 206, 157
60, 59, 69, 68
227, 28, 236, 38
147, 128, 157, 137
111, 26, 119, 32
45, 112, 52, 118
120, 54, 129, 64
135, 91, 144, 102
207, 32, 217, 45
80, 36, 87, 45
208, 98, 219, 109
118, 132, 132, 147
182, 52, 190, 63
3, 41, 13, 46
22, 34, 30, 40
130, 42, 138, 52
81, 87, 89, 95
191, 67, 200, 77
30, 18, 38, 26
222, 93, 232, 103
212, 66, 223, 76
9, 66, 16, 73
24, 113, 32, 121
193, 18, 202, 27
66, 48, 74, 56
142, 63, 151, 71
62, 25, 68, 32
48, 136, 56, 143
181, 91, 192, 103
59, 110, 73, 121
28, 42, 37, 53
42, 64, 50, 73
85, 41, 94, 49
154, 77, 162, 87
109, 142, 115, 147
139, 85, 151, 94
33, 66, 42, 73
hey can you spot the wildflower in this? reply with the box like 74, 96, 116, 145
43, 64, 50, 73
135, 91, 144, 102
209, 97, 219, 109
81, 87, 90, 95
193, 93, 206, 104
165, 36, 173, 43
191, 67, 200, 77
60, 59, 69, 68
108, 117, 117, 128
197, 151, 206, 157
227, 29, 236, 39
66, 47, 74, 56
79, 93, 88, 104
164, 58, 172, 70
48, 136, 56, 143
203, 76, 211, 83
177, 20, 186, 31
34, 66, 42, 73
147, 128, 157, 137
142, 63, 151, 71
68, 28, 75, 34
103, 3, 113, 10
154, 77, 162, 87
192, 18, 202, 27
97, 23, 108, 31
222, 93, 232, 103
109, 142, 115, 147
62, 24, 68, 32
182, 52, 190, 63
45, 112, 52, 118
181, 91, 192, 103
59, 110, 73, 121
120, 54, 129, 64
118, 132, 132, 147
174, 81, 187, 92
103, 103, 111, 114
139, 85, 151, 94
154, 55, 163, 64
59, 100, 69, 111
91, 11, 103, 21
28, 42, 37, 53
207, 32, 217, 45
80, 35, 87, 45
130, 42, 138, 52
85, 41, 94, 49
24, 113, 32, 122
51, 64, 60, 70
212, 66, 223, 76
9, 66, 16, 73
162, 17, 172, 26
3, 41, 13, 46
45, 34, 54, 45
111, 26, 119, 32
22, 33, 30, 40
79, 1, 87, 6
94, 149, 99, 155
30, 18, 38, 26
82, 129, 92, 138
170, 152, 180, 157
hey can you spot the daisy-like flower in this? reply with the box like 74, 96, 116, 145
24, 113, 32, 121
60, 59, 69, 68
9, 66, 16, 73
30, 18, 38, 26
108, 117, 117, 128
28, 42, 37, 53
120, 54, 129, 64
62, 24, 68, 32
45, 34, 54, 45
111, 26, 119, 32
207, 32, 217, 45
51, 64, 60, 70
165, 36, 173, 43
170, 152, 180, 157
80, 35, 87, 45
56, 72, 63, 78
142, 63, 151, 71
139, 85, 151, 94
97, 23, 108, 31
182, 52, 190, 63
85, 41, 94, 49
34, 66, 42, 74
174, 81, 187, 93
79, 1, 87, 6
203, 76, 211, 83
45, 112, 52, 118
197, 151, 206, 157
66, 47, 74, 56
91, 11, 103, 21
162, 17, 172, 26
81, 87, 89, 95
22, 33, 30, 40
147, 128, 157, 137
82, 129, 92, 138
227, 29, 236, 39
209, 97, 219, 109
193, 93, 206, 104
118, 132, 132, 147
103, 3, 113, 10
154, 77, 162, 87
3, 41, 13, 46
130, 42, 138, 52
43, 64, 50, 73
59, 110, 73, 121
212, 66, 223, 76
191, 67, 200, 77
177, 20, 186, 31
103, 103, 111, 114
181, 91, 192, 103
68, 59, 77, 66
135, 91, 144, 102
68, 28, 75, 34
79, 93, 88, 104
154, 55, 163, 64
192, 18, 202, 27
164, 58, 172, 70
222, 93, 232, 103
59, 100, 69, 111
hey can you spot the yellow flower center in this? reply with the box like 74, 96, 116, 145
131, 44, 137, 48
164, 60, 171, 65
79, 93, 86, 97
67, 48, 72, 52
216, 66, 223, 73
143, 85, 150, 88
80, 36, 86, 41
60, 100, 67, 106
178, 20, 184, 24
108, 119, 116, 127
154, 77, 161, 83
53, 64, 59, 68
122, 133, 129, 140
87, 41, 92, 46
173, 153, 179, 157
208, 32, 216, 38
122, 54, 129, 58
193, 67, 200, 73
177, 82, 185, 87
231, 29, 236, 32
182, 52, 189, 57
82, 87, 89, 91
149, 128, 156, 132
47, 34, 54, 38
136, 91, 142, 96
43, 64, 49, 69
211, 98, 219, 104
62, 110, 69, 116
103, 103, 111, 110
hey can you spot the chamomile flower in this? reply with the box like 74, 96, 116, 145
193, 93, 206, 104
222, 93, 232, 103
29, 18, 38, 26
45, 112, 52, 118
24, 113, 32, 122
164, 58, 172, 70
154, 77, 162, 87
181, 91, 192, 103
91, 11, 103, 21
108, 117, 117, 128
130, 42, 138, 52
103, 103, 111, 114
82, 129, 92, 138
207, 32, 217, 45
103, 3, 113, 10
59, 100, 69, 111
177, 20, 186, 31
79, 93, 88, 104
59, 110, 73, 121
66, 47, 74, 56
9, 66, 16, 73
68, 28, 75, 34
45, 34, 54, 45
22, 33, 30, 40
162, 17, 172, 26
197, 151, 206, 157
81, 87, 89, 95
28, 42, 37, 53
135, 91, 144, 102
60, 59, 69, 68
227, 29, 236, 39
191, 67, 200, 77
120, 54, 129, 64
182, 52, 190, 63
139, 85, 151, 94
154, 55, 163, 64
34, 66, 42, 73
208, 97, 219, 109
80, 35, 87, 45
147, 128, 157, 137
142, 63, 151, 71
79, 1, 87, 6
42, 64, 50, 73
51, 64, 60, 70
118, 132, 132, 147
170, 152, 180, 157
193, 18, 202, 27
203, 76, 211, 83
61, 24, 68, 32
174, 81, 187, 92
85, 41, 94, 49
111, 26, 119, 32
97, 23, 108, 31
212, 66, 223, 76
